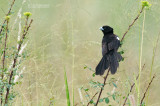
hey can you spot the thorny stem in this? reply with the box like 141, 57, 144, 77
4, 19, 33, 104
121, 7, 144, 42
0, 0, 16, 35
140, 74, 155, 105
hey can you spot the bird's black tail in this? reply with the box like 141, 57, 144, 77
95, 55, 109, 75
109, 52, 119, 74
96, 52, 122, 75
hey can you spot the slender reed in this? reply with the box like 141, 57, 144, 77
138, 9, 146, 105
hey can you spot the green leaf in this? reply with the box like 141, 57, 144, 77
84, 88, 89, 91
92, 73, 95, 77
99, 99, 103, 102
89, 100, 93, 104
121, 57, 124, 61
105, 97, 109, 104
112, 94, 116, 100
112, 82, 117, 88
84, 65, 87, 69
64, 68, 71, 106
123, 96, 125, 99
120, 41, 123, 46
119, 50, 124, 54
141, 102, 145, 106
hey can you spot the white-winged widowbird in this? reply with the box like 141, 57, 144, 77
96, 26, 122, 75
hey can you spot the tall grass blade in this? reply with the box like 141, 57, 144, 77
64, 67, 71, 106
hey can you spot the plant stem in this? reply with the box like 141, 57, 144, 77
138, 9, 146, 105
0, 0, 16, 35
1, 19, 9, 105
121, 7, 144, 42
140, 74, 155, 105
123, 75, 139, 106
95, 69, 110, 106
87, 92, 98, 106
146, 32, 160, 105
123, 64, 145, 106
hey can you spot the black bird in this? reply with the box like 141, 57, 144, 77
96, 26, 122, 75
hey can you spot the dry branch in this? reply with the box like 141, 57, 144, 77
140, 74, 156, 105
121, 7, 144, 42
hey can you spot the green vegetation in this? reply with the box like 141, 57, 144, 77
64, 68, 71, 106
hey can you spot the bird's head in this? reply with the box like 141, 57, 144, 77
99, 25, 113, 34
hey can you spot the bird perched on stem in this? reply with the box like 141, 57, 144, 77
96, 26, 122, 75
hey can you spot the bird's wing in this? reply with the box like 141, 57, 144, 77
102, 42, 108, 56
108, 36, 120, 51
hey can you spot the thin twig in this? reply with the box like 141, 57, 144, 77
0, 0, 16, 35
121, 7, 144, 42
123, 64, 145, 106
1, 19, 9, 105
4, 19, 33, 104
123, 75, 138, 106
87, 69, 110, 106
95, 69, 110, 106
1, 21, 9, 79
23, 17, 28, 34
140, 74, 156, 106
87, 92, 98, 106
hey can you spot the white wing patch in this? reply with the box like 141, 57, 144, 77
116, 36, 120, 40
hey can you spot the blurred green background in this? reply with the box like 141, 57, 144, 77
0, 0, 160, 106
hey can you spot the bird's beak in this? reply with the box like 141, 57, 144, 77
99, 27, 104, 31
